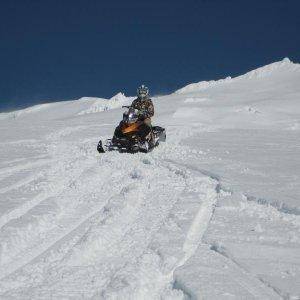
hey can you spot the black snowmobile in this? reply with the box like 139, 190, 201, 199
97, 106, 166, 154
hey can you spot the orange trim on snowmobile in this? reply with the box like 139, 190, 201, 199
121, 121, 143, 134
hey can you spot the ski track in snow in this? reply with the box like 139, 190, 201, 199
209, 242, 284, 299
0, 122, 221, 299
0, 132, 293, 300
0, 171, 44, 195
0, 126, 294, 299
0, 158, 53, 180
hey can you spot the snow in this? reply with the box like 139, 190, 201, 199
175, 77, 232, 94
175, 57, 299, 96
77, 93, 133, 116
0, 58, 300, 299
0, 92, 133, 121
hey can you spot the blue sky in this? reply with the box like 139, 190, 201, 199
0, 0, 299, 111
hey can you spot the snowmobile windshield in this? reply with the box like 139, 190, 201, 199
125, 108, 139, 124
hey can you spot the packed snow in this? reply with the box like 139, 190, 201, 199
0, 58, 299, 299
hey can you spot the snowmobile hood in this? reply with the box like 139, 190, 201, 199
121, 121, 143, 134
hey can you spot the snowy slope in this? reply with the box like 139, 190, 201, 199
0, 58, 300, 299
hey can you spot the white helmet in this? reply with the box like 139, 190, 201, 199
137, 85, 149, 99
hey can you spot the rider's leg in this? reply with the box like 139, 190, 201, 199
138, 119, 155, 150
144, 118, 155, 146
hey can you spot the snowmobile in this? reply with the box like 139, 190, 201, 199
97, 106, 166, 154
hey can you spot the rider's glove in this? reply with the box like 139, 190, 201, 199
139, 109, 148, 119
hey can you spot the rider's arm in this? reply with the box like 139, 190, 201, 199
145, 99, 154, 118
131, 99, 138, 109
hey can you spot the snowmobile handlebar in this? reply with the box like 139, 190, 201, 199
122, 106, 147, 117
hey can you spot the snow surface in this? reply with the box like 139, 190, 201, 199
0, 58, 300, 299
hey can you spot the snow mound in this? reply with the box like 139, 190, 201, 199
0, 93, 133, 120
77, 93, 132, 115
175, 76, 232, 94
176, 58, 299, 94
0, 103, 53, 120
236, 57, 298, 80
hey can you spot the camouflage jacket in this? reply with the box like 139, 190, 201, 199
131, 97, 154, 119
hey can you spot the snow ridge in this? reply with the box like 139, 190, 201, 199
77, 92, 132, 115
175, 57, 299, 94
175, 76, 232, 94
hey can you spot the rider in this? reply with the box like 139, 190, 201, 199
131, 85, 154, 149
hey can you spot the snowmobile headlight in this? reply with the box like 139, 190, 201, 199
128, 112, 138, 123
